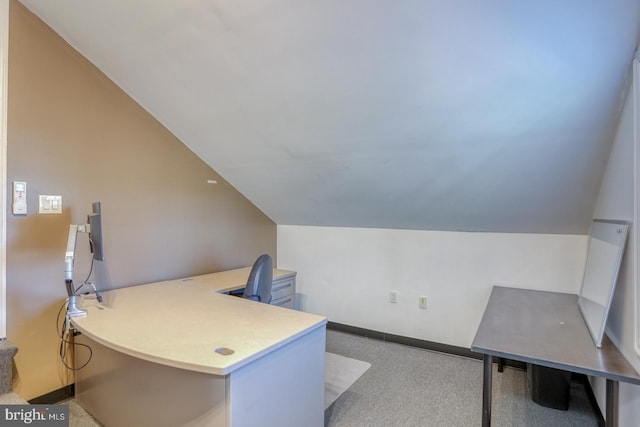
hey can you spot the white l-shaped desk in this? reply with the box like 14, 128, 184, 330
71, 267, 327, 427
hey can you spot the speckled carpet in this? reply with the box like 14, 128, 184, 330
324, 330, 600, 427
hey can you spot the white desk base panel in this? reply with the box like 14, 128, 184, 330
75, 325, 326, 427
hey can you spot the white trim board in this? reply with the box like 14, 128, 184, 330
0, 0, 9, 340
634, 51, 640, 357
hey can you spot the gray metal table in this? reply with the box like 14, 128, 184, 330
471, 286, 640, 427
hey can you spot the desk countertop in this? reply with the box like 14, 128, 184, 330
72, 268, 325, 376
471, 286, 640, 385
180, 266, 296, 293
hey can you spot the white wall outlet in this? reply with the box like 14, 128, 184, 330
419, 296, 427, 309
12, 181, 27, 215
389, 290, 398, 304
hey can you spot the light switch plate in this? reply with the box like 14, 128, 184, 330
39, 195, 63, 214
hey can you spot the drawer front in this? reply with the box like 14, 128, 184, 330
271, 278, 295, 300
271, 294, 295, 309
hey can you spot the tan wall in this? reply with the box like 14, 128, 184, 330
6, 0, 276, 400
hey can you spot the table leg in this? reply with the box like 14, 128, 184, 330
482, 354, 493, 427
605, 379, 618, 427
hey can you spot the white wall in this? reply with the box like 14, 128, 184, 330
278, 225, 586, 348
589, 57, 640, 426
276, 57, 640, 426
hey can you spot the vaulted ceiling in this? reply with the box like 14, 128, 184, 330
18, 0, 640, 234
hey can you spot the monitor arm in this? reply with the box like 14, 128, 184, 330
65, 224, 90, 317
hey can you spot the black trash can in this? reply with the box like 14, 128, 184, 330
528, 364, 571, 410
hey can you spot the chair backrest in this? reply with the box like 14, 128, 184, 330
243, 254, 273, 303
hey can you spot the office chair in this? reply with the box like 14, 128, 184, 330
243, 254, 273, 303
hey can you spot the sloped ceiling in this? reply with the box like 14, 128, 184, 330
18, 0, 640, 234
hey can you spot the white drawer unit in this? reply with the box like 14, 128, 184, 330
271, 271, 296, 309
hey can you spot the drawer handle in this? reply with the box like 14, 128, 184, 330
273, 297, 292, 306
272, 283, 293, 292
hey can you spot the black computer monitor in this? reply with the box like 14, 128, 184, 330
87, 202, 104, 261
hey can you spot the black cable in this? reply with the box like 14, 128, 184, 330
75, 238, 103, 302
76, 256, 95, 294
56, 300, 92, 371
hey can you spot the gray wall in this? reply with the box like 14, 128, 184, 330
6, 0, 276, 400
